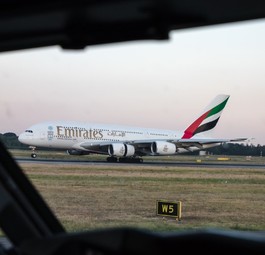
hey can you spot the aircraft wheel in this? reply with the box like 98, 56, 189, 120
118, 157, 143, 163
134, 158, 143, 163
118, 158, 123, 163
107, 157, 117, 162
31, 153, 37, 158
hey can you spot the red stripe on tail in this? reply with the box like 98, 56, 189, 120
181, 110, 210, 139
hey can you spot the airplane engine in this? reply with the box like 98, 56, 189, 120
66, 149, 89, 155
108, 143, 135, 157
151, 141, 176, 155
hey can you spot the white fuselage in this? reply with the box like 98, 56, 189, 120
18, 121, 183, 150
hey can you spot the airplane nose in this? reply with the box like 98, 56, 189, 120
18, 133, 25, 143
18, 132, 32, 144
18, 128, 39, 147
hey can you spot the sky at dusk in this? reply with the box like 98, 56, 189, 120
1, 18, 265, 145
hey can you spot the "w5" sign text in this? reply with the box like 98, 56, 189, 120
156, 200, 182, 220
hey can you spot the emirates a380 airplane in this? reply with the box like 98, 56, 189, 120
18, 94, 247, 163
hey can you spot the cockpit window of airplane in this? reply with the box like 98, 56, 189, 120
1, 4, 265, 251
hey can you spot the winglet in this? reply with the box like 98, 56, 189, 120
181, 94, 230, 139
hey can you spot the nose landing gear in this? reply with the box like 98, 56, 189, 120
29, 146, 37, 158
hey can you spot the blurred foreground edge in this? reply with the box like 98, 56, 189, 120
0, 0, 265, 52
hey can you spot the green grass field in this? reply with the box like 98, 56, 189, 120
11, 150, 265, 233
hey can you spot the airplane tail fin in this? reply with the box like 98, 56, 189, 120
181, 94, 230, 139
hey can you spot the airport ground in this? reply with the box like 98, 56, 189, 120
9, 150, 265, 233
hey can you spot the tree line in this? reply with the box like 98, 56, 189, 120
1, 132, 265, 156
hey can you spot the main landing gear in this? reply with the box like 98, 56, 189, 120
107, 157, 118, 162
106, 157, 143, 163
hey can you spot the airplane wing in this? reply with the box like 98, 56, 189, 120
132, 138, 248, 151
171, 137, 248, 145
169, 138, 248, 151
77, 138, 248, 155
